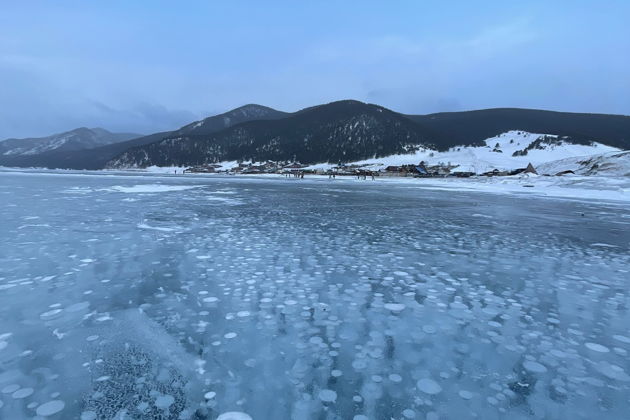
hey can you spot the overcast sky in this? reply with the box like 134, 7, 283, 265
1, 0, 629, 139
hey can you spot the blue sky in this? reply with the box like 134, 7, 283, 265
1, 0, 629, 138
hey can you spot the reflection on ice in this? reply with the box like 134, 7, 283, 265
1, 172, 629, 419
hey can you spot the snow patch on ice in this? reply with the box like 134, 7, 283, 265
107, 184, 202, 193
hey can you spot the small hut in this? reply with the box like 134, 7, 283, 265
523, 162, 538, 174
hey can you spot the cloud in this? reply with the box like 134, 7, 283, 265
1, 2, 628, 139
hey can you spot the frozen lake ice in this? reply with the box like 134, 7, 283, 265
1, 170, 629, 419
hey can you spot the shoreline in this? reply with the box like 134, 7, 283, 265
1, 166, 628, 204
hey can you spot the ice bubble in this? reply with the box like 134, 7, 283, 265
352, 359, 367, 370
389, 373, 403, 383
595, 362, 630, 381
12, 387, 34, 399
585, 342, 610, 353
224, 332, 237, 339
40, 309, 63, 320
523, 360, 547, 373
402, 408, 416, 418
353, 416, 369, 420
318, 389, 337, 403
422, 325, 437, 334
86, 335, 99, 342
459, 390, 473, 400
67, 302, 90, 312
203, 297, 219, 303
417, 378, 442, 395
137, 401, 149, 412
613, 335, 630, 344
450, 301, 468, 310
331, 369, 342, 377
550, 349, 566, 358
309, 336, 323, 345
217, 412, 253, 420
36, 400, 66, 417
81, 411, 97, 420
236, 311, 251, 318
155, 394, 175, 409
2, 384, 20, 394
384, 303, 406, 313
204, 391, 216, 399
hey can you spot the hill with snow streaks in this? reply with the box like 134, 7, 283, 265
0, 127, 139, 157
106, 101, 439, 168
0, 127, 141, 169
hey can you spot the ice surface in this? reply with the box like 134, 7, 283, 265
1, 170, 630, 419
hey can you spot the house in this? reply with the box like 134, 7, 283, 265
184, 164, 221, 173
524, 162, 538, 174
385, 166, 402, 172
282, 163, 307, 172
415, 162, 429, 175
381, 166, 407, 177
509, 162, 538, 176
450, 164, 476, 177
452, 171, 474, 178
481, 168, 509, 177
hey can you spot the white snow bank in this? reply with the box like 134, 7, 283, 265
376, 174, 629, 203
107, 184, 202, 193
143, 166, 187, 174
137, 223, 177, 232
143, 161, 241, 173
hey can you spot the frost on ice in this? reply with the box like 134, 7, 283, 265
0, 172, 630, 419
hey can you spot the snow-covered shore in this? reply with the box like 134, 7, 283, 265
2, 166, 628, 204
247, 173, 630, 203
374, 173, 629, 203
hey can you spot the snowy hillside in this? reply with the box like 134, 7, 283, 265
306, 131, 621, 173
537, 150, 630, 176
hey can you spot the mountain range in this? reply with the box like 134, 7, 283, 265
0, 128, 139, 167
1, 100, 629, 170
